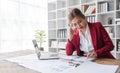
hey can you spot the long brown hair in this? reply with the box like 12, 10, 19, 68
68, 8, 85, 22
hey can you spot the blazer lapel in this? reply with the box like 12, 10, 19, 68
88, 23, 97, 50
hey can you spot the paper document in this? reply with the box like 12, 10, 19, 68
59, 55, 79, 61
6, 54, 73, 73
39, 53, 59, 60
62, 61, 119, 73
74, 56, 95, 62
59, 55, 94, 62
6, 54, 118, 73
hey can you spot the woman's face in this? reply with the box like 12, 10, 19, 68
70, 17, 87, 30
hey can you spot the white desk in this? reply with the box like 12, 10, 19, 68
0, 50, 120, 73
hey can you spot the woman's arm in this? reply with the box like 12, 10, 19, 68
95, 23, 114, 57
66, 27, 76, 55
66, 38, 76, 55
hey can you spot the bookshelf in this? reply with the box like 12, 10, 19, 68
48, 0, 120, 59
115, 0, 120, 59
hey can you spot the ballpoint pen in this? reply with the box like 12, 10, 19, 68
68, 61, 80, 68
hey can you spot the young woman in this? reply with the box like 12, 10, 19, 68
66, 8, 114, 59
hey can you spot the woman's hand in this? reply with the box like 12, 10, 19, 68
84, 52, 97, 58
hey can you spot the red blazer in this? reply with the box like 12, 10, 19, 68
66, 22, 115, 59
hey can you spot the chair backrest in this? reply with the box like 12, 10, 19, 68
32, 39, 38, 49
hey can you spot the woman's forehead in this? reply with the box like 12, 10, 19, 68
71, 17, 82, 23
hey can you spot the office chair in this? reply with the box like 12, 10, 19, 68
32, 39, 44, 60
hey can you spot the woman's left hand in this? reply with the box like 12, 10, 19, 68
84, 52, 97, 58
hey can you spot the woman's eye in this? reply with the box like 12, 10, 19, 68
74, 23, 77, 26
78, 20, 81, 24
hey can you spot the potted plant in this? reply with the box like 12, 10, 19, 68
35, 30, 46, 51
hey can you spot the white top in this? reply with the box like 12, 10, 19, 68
79, 24, 94, 54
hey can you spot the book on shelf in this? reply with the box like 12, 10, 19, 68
51, 41, 58, 48
117, 39, 120, 51
58, 29, 67, 38
98, 2, 110, 13
85, 5, 96, 15
82, 5, 89, 13
87, 16, 95, 22
91, 7, 96, 14
116, 21, 120, 24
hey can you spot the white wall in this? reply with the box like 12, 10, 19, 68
0, 0, 48, 53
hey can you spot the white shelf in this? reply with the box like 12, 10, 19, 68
116, 24, 120, 25
115, 10, 120, 12
57, 27, 67, 30
48, 10, 56, 13
48, 28, 56, 30
57, 18, 66, 20
57, 19, 67, 28
81, 1, 96, 5
48, 0, 120, 59
48, 38, 57, 39
48, 0, 57, 2
97, 0, 113, 3
68, 5, 81, 9
48, 21, 56, 29
115, 18, 120, 21
98, 11, 115, 15
48, 12, 56, 20
103, 24, 115, 26
57, 0, 66, 9
85, 13, 96, 16
57, 38, 67, 40
57, 8, 66, 11
116, 51, 120, 53
68, 0, 80, 7
111, 38, 116, 40
48, 2, 56, 11
57, 10, 66, 19
116, 38, 120, 39
49, 47, 58, 48
48, 19, 56, 21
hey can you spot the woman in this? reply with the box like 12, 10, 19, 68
66, 8, 114, 59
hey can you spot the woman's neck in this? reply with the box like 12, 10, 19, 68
80, 27, 87, 36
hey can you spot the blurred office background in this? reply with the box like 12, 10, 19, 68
0, 0, 48, 53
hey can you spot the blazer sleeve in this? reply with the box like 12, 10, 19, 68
95, 22, 114, 57
66, 36, 76, 55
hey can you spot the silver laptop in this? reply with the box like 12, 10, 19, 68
32, 39, 59, 60
39, 52, 59, 60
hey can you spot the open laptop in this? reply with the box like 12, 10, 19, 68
39, 52, 59, 60
32, 39, 59, 60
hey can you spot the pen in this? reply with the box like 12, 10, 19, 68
68, 61, 80, 67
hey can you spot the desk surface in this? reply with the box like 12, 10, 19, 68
94, 58, 120, 66
0, 58, 119, 73
0, 50, 40, 73
0, 60, 40, 73
0, 50, 120, 73
95, 58, 120, 73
